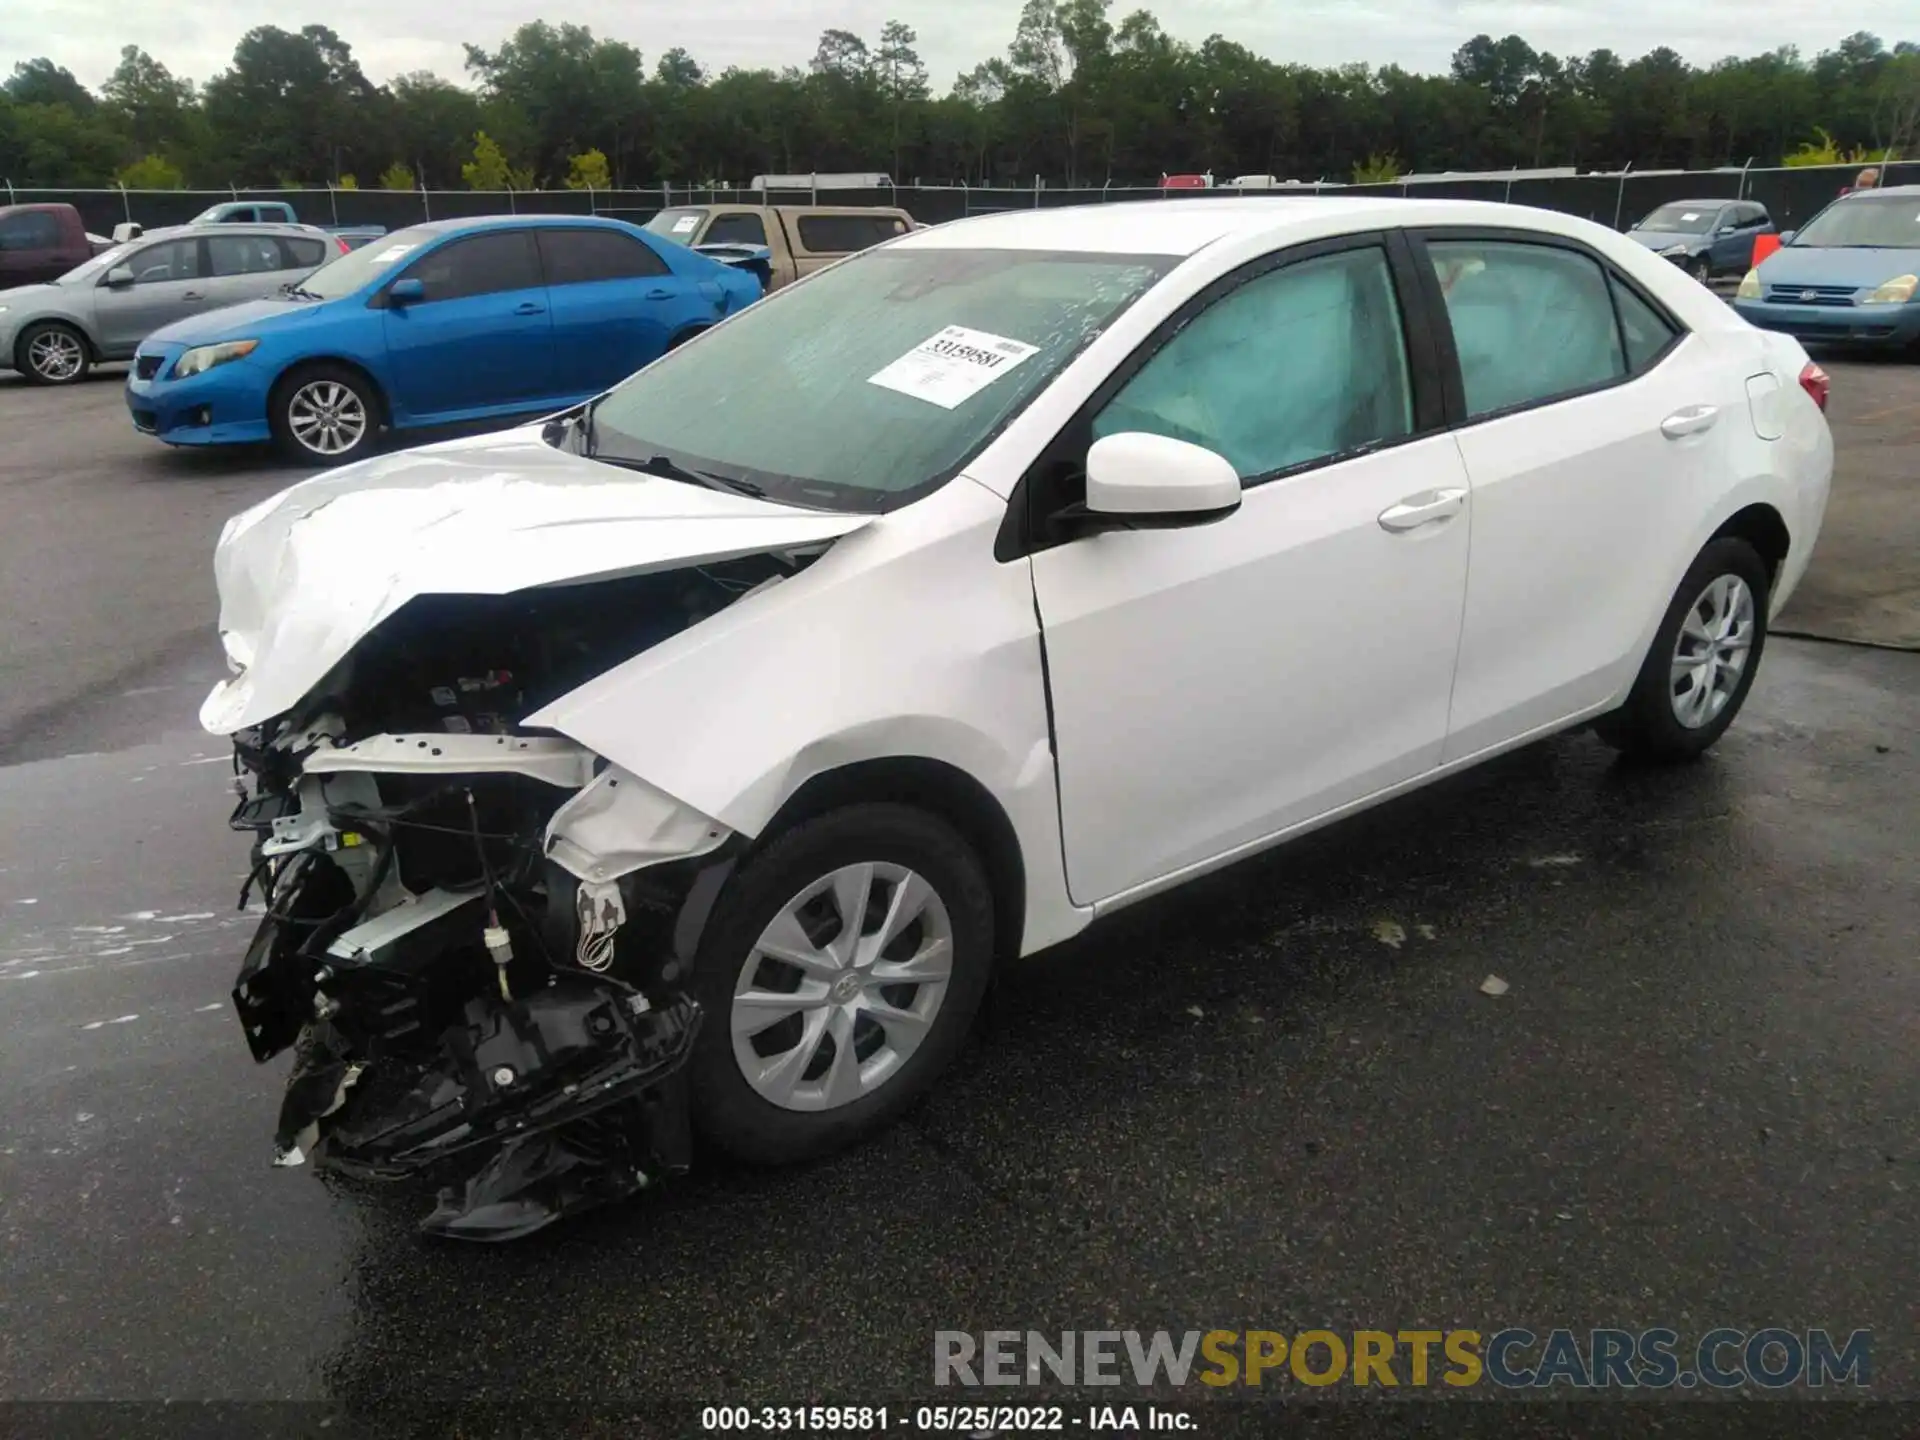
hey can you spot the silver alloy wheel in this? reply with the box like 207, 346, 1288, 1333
731, 861, 953, 1113
26, 328, 85, 382
286, 379, 369, 456
1670, 573, 1755, 729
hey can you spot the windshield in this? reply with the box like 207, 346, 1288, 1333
291, 225, 435, 299
643, 209, 707, 245
1637, 204, 1718, 234
585, 246, 1176, 510
55, 245, 131, 284
189, 205, 228, 224
1791, 196, 1920, 249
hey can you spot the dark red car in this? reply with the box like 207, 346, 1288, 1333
0, 203, 95, 288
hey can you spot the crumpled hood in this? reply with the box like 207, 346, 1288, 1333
1627, 229, 1706, 253
1754, 244, 1920, 290
201, 427, 874, 734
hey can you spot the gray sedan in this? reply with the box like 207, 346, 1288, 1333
0, 225, 338, 385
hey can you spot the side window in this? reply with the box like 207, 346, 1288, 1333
536, 228, 670, 285
281, 237, 329, 269
1092, 246, 1414, 481
795, 214, 906, 254
1427, 240, 1624, 417
206, 233, 285, 276
399, 231, 542, 302
126, 239, 203, 284
703, 213, 768, 246
0, 211, 62, 250
1610, 276, 1680, 374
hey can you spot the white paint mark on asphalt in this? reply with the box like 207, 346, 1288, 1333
1480, 974, 1511, 997
15, 898, 36, 904
125, 911, 159, 920
1528, 854, 1583, 868
179, 756, 229, 766
147, 913, 215, 923
14, 970, 41, 979
196, 1002, 224, 1012
76, 1112, 94, 1123
73, 926, 126, 935
1415, 923, 1437, 940
1370, 918, 1407, 949
80, 1014, 140, 1030
97, 946, 133, 956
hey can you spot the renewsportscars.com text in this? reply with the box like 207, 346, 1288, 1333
934, 1328, 1871, 1390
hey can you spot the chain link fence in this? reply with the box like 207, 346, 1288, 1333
7, 160, 1912, 239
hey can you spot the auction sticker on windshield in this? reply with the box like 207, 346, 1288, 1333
868, 325, 1040, 409
369, 243, 417, 264
671, 215, 700, 235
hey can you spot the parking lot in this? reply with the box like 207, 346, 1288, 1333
1, 355, 1917, 1425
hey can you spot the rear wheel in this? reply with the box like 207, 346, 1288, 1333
16, 322, 91, 385
269, 363, 380, 466
1594, 537, 1770, 761
687, 803, 995, 1165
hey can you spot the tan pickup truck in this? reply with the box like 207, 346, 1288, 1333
642, 204, 915, 290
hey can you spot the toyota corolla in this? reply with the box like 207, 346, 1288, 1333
201, 197, 1832, 1239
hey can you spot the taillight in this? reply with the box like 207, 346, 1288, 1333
1798, 362, 1829, 412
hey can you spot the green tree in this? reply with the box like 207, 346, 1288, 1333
117, 153, 185, 188
461, 129, 514, 188
6, 59, 94, 110
379, 161, 416, 189
564, 147, 611, 188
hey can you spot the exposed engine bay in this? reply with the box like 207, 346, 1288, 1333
224, 551, 809, 1240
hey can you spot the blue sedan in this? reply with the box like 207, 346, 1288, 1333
1733, 185, 1920, 351
126, 215, 764, 464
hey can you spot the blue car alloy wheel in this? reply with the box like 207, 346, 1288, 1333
271, 363, 381, 466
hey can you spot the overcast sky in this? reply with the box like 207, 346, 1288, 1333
1, 0, 1912, 93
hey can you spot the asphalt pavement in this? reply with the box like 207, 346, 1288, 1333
1, 362, 1917, 1430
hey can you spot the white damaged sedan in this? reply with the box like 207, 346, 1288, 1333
205, 197, 1832, 1238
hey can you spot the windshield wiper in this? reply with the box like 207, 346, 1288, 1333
279, 283, 323, 300
599, 452, 766, 499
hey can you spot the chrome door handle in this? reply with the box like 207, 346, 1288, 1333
1378, 487, 1467, 533
1661, 405, 1719, 439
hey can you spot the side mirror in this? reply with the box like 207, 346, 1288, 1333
387, 277, 425, 305
1073, 432, 1242, 532
104, 265, 135, 288
1777, 229, 1796, 246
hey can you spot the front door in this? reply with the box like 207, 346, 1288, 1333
1028, 239, 1472, 905
381, 229, 555, 422
93, 237, 213, 353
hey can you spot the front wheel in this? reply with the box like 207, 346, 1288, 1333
270, 363, 380, 466
16, 322, 91, 385
1594, 537, 1770, 761
687, 803, 996, 1165
1687, 255, 1713, 284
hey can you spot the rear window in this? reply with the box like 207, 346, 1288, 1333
795, 214, 909, 254
283, 237, 330, 268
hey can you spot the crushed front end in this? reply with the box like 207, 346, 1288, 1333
219, 563, 779, 1241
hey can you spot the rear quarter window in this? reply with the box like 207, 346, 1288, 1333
795, 214, 910, 254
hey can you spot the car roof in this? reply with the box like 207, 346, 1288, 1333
1840, 183, 1920, 198
403, 213, 638, 237
891, 196, 1614, 257
1651, 198, 1738, 207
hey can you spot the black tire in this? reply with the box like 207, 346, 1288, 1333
1687, 255, 1713, 284
665, 325, 707, 352
1594, 537, 1771, 762
687, 803, 996, 1165
269, 362, 381, 466
15, 322, 92, 386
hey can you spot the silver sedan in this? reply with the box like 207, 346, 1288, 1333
0, 224, 338, 386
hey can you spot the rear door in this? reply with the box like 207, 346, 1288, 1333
1411, 230, 1737, 761
92, 237, 213, 352
534, 227, 697, 396
202, 231, 296, 306
381, 229, 555, 422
